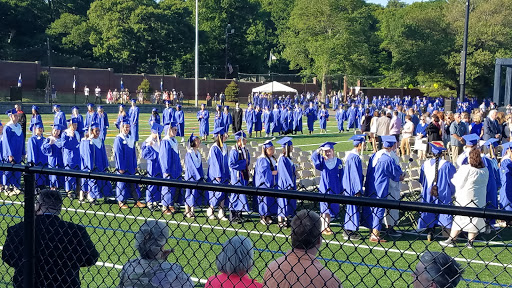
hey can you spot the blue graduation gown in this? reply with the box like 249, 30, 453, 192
184, 149, 205, 207
115, 113, 124, 130
417, 159, 456, 229
347, 107, 357, 129
82, 138, 112, 199
287, 110, 294, 131
85, 111, 99, 130
29, 114, 43, 135
245, 109, 256, 134
175, 110, 185, 137
197, 110, 210, 137
271, 109, 281, 133
207, 144, 229, 207
305, 107, 316, 132
342, 151, 364, 231
254, 110, 262, 132
369, 151, 402, 231
213, 111, 223, 130
262, 111, 273, 134
500, 157, 512, 211
54, 111, 66, 126
335, 110, 345, 131
228, 146, 250, 211
159, 137, 182, 206
80, 139, 91, 194
162, 107, 174, 126
149, 114, 161, 127
254, 156, 277, 216
98, 113, 109, 141
128, 106, 140, 141
114, 133, 139, 202
277, 156, 297, 217
74, 114, 85, 139
61, 130, 81, 192
317, 109, 328, 130
293, 108, 303, 132
41, 137, 64, 189
141, 138, 162, 203
26, 134, 48, 187
222, 112, 232, 132
311, 151, 343, 216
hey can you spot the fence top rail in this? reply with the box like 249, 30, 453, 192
4, 163, 512, 221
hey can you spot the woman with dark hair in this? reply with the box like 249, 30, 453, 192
276, 137, 297, 228
149, 108, 160, 127
440, 148, 489, 248
184, 134, 204, 218
361, 108, 372, 133
254, 140, 277, 225
426, 115, 442, 154
417, 142, 456, 242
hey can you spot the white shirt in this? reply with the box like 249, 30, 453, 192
402, 121, 414, 138
84, 87, 89, 96
95, 87, 101, 96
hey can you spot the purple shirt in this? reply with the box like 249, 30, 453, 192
389, 116, 402, 135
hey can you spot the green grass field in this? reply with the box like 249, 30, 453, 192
0, 111, 511, 287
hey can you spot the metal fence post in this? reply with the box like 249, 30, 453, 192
23, 171, 35, 288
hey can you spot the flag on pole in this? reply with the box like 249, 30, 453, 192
228, 63, 233, 75
268, 52, 277, 67
17, 74, 22, 88
120, 78, 124, 90
73, 75, 76, 90
160, 78, 163, 91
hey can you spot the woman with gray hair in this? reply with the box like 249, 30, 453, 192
118, 220, 194, 288
205, 236, 262, 288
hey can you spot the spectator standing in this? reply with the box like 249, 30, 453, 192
232, 102, 243, 134
220, 92, 226, 106
2, 189, 99, 288
375, 111, 391, 150
263, 210, 342, 288
389, 111, 402, 144
400, 115, 414, 156
449, 113, 468, 164
94, 85, 101, 104
412, 251, 462, 288
483, 110, 501, 141
84, 85, 90, 103
118, 220, 194, 288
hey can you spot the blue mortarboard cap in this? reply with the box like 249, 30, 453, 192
176, 104, 182, 109
225, 106, 229, 109
51, 124, 65, 130
216, 105, 222, 109
381, 136, 397, 148
71, 106, 79, 111
165, 100, 171, 104
201, 103, 205, 107
90, 122, 100, 129
97, 105, 103, 109
121, 116, 130, 124
130, 99, 136, 103
152, 108, 158, 113
53, 104, 60, 109
502, 142, 512, 156
33, 121, 43, 129
213, 127, 225, 135
483, 138, 499, 148
349, 135, 366, 146
5, 108, 16, 115
262, 140, 273, 149
429, 141, 446, 155
87, 103, 94, 107
66, 117, 78, 124
319, 141, 337, 150
462, 134, 480, 146
32, 105, 39, 111
169, 120, 177, 128
189, 133, 198, 144
234, 131, 246, 141
119, 104, 125, 108
276, 137, 293, 147
151, 122, 163, 134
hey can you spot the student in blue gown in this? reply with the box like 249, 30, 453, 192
197, 104, 210, 141
279, 105, 289, 135
2, 110, 24, 194
311, 141, 343, 235
347, 103, 357, 131
128, 99, 140, 142
79, 128, 91, 203
317, 104, 329, 134
254, 140, 278, 225
254, 105, 263, 137
162, 100, 174, 126
175, 105, 185, 142
286, 106, 294, 135
184, 133, 205, 218
141, 122, 163, 211
335, 105, 346, 133
114, 117, 145, 209
42, 124, 65, 190
276, 137, 297, 228
271, 104, 281, 136
84, 103, 98, 130
456, 134, 480, 167
62, 118, 81, 199
206, 127, 229, 221
29, 105, 42, 136
159, 120, 183, 215
82, 123, 112, 204
365, 135, 404, 243
115, 104, 127, 131
304, 102, 316, 134
262, 106, 273, 137
342, 135, 366, 240
293, 104, 303, 135
71, 106, 85, 139
213, 105, 223, 131
222, 106, 232, 135
245, 103, 256, 138
53, 104, 66, 127
228, 131, 251, 224
417, 142, 456, 241
499, 142, 512, 213
97, 106, 109, 141
149, 108, 160, 127
26, 121, 48, 188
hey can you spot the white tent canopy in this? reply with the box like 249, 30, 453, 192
251, 81, 298, 94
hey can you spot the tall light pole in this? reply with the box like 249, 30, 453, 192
225, 24, 234, 79
194, 0, 199, 107
459, 0, 470, 102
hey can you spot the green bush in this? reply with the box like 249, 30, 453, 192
224, 80, 239, 102
137, 78, 152, 93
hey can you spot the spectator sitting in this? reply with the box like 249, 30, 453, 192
412, 251, 462, 288
263, 210, 342, 288
205, 236, 262, 288
2, 189, 99, 288
118, 220, 194, 288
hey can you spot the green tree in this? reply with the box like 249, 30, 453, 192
224, 80, 239, 102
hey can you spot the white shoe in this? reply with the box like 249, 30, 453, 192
439, 239, 455, 248
218, 210, 228, 221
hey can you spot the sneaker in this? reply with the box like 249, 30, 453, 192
439, 239, 455, 248
466, 241, 474, 249
348, 232, 362, 241
343, 231, 350, 240
386, 228, 402, 237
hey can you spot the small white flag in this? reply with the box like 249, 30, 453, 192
228, 63, 233, 74
17, 73, 22, 87
73, 75, 76, 90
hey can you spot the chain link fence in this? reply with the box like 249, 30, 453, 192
0, 159, 512, 288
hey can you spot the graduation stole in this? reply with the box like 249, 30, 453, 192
237, 145, 249, 180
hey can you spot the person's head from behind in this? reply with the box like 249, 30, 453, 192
413, 251, 461, 288
135, 220, 172, 260
35, 189, 62, 216
469, 147, 485, 169
216, 236, 254, 276
291, 210, 322, 252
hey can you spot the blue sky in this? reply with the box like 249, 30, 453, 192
366, 0, 423, 5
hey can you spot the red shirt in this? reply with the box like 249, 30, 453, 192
205, 273, 262, 288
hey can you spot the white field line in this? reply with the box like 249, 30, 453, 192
2, 199, 510, 269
